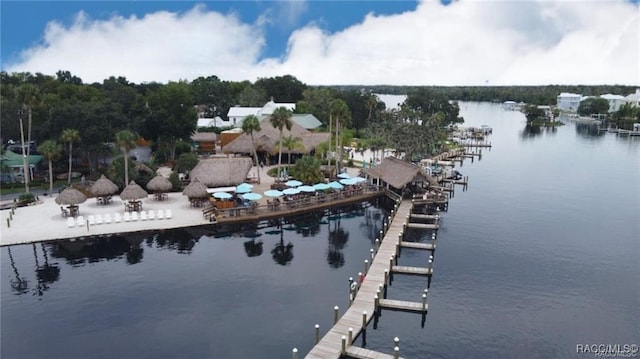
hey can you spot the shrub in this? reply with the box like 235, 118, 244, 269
19, 192, 36, 204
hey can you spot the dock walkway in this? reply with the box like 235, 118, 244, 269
306, 201, 413, 359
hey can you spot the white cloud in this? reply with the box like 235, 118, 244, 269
6, 0, 639, 85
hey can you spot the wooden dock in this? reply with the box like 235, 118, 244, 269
406, 223, 438, 230
409, 213, 439, 220
305, 201, 414, 359
399, 241, 435, 251
378, 298, 428, 314
345, 346, 401, 359
392, 265, 433, 277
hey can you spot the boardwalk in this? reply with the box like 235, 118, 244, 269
306, 200, 413, 359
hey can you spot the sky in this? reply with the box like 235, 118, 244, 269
1, 0, 638, 86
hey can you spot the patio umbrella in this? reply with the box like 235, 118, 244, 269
337, 173, 351, 179
283, 188, 300, 195
146, 175, 173, 193
55, 187, 87, 205
264, 190, 284, 198
298, 185, 316, 193
328, 181, 344, 190
285, 180, 303, 187
182, 179, 208, 199
314, 183, 330, 191
339, 178, 358, 185
351, 176, 367, 183
213, 192, 233, 199
120, 181, 148, 201
236, 183, 254, 190
235, 186, 252, 194
90, 175, 118, 196
242, 193, 263, 201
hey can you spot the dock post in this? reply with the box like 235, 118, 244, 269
383, 270, 389, 297
422, 292, 428, 312
380, 230, 383, 240
361, 311, 368, 346
9, 211, 12, 220
292, 348, 298, 359
334, 306, 339, 325
7, 218, 10, 228
341, 336, 346, 355
364, 259, 369, 274
428, 258, 433, 272
370, 248, 375, 260
389, 256, 394, 285
375, 238, 380, 251
394, 337, 400, 351
348, 327, 353, 345
373, 294, 379, 329
315, 324, 320, 344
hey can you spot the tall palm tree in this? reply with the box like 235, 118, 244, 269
269, 107, 293, 180
115, 130, 137, 185
276, 135, 305, 166
60, 129, 80, 185
330, 99, 350, 174
242, 115, 262, 184
38, 140, 62, 195
17, 84, 39, 193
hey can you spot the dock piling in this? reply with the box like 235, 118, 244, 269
348, 327, 353, 345
364, 259, 369, 274
334, 306, 339, 325
341, 336, 346, 355
292, 348, 298, 359
315, 324, 320, 344
361, 311, 368, 346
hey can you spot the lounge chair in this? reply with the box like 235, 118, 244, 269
113, 213, 122, 223
76, 216, 85, 227
104, 214, 112, 224
131, 211, 139, 221
140, 211, 148, 221
165, 209, 172, 219
148, 210, 155, 220
95, 214, 103, 225
123, 212, 131, 222
157, 209, 165, 220
88, 215, 96, 225
67, 217, 75, 228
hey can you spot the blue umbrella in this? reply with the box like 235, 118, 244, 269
314, 183, 330, 191
236, 183, 253, 191
298, 185, 316, 193
213, 192, 233, 199
328, 181, 344, 190
283, 188, 301, 195
285, 180, 303, 187
351, 176, 367, 183
242, 192, 263, 201
264, 190, 284, 198
339, 178, 358, 185
337, 173, 351, 179
235, 186, 252, 194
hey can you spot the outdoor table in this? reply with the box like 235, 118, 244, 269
68, 205, 79, 217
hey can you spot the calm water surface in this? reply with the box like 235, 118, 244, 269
2, 102, 639, 358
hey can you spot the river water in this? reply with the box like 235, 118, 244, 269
2, 102, 639, 358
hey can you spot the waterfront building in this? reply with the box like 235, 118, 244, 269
600, 94, 625, 112
556, 92, 583, 112
227, 100, 321, 130
624, 89, 640, 107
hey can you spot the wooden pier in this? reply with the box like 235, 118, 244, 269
306, 201, 414, 359
406, 223, 438, 230
344, 346, 399, 359
378, 298, 428, 314
391, 265, 433, 277
399, 241, 435, 251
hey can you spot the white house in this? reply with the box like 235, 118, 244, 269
556, 93, 583, 112
197, 116, 229, 128
600, 94, 625, 112
624, 89, 640, 107
226, 100, 321, 130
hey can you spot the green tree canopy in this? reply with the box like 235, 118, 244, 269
577, 97, 609, 116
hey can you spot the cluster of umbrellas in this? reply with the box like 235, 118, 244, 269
261, 175, 366, 198
56, 175, 154, 207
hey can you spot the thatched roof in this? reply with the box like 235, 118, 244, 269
146, 175, 173, 193
189, 157, 253, 187
223, 117, 329, 154
55, 187, 87, 205
91, 175, 119, 196
182, 179, 209, 199
363, 157, 435, 190
120, 181, 148, 200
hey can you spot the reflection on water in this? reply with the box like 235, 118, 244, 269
1, 198, 390, 359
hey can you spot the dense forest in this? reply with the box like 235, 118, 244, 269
2, 70, 637, 180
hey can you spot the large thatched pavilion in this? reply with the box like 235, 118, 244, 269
188, 157, 253, 187
363, 157, 438, 196
222, 118, 330, 165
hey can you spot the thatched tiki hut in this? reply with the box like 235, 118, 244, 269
189, 158, 253, 188
56, 187, 88, 217
91, 175, 119, 204
363, 157, 438, 197
182, 179, 209, 207
222, 118, 329, 165
146, 175, 173, 200
120, 181, 148, 211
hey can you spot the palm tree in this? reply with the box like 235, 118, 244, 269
115, 130, 137, 185
60, 129, 80, 185
17, 84, 39, 193
330, 99, 350, 174
242, 115, 262, 184
38, 140, 62, 195
269, 107, 293, 180
276, 135, 305, 166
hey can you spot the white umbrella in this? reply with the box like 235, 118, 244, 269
213, 192, 233, 199
264, 190, 284, 198
283, 188, 300, 195
337, 173, 351, 179
328, 181, 344, 190
314, 183, 330, 191
235, 186, 252, 194
351, 176, 367, 183
339, 178, 358, 185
